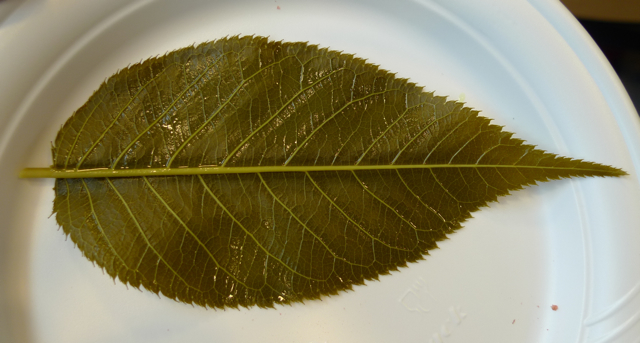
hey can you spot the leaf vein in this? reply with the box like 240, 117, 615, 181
394, 170, 449, 224
223, 67, 349, 167
141, 176, 256, 291
472, 167, 503, 196
304, 172, 413, 252
422, 113, 472, 164
429, 168, 475, 205
167, 55, 299, 167
73, 57, 195, 169
105, 178, 201, 294
285, 87, 404, 165
448, 127, 484, 164
77, 50, 235, 169
80, 179, 131, 272
356, 100, 427, 165
196, 174, 326, 282
257, 173, 373, 268
391, 107, 458, 164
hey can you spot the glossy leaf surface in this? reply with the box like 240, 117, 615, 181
50, 36, 624, 309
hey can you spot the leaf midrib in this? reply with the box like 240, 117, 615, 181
20, 163, 623, 179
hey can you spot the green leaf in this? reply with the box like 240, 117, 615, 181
27, 36, 625, 309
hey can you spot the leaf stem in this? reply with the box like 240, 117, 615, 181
19, 164, 626, 179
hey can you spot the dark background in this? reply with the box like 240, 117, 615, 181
562, 0, 640, 114
581, 19, 640, 112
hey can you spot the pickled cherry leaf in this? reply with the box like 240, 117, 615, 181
48, 36, 625, 309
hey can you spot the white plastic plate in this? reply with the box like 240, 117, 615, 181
1, 0, 639, 342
